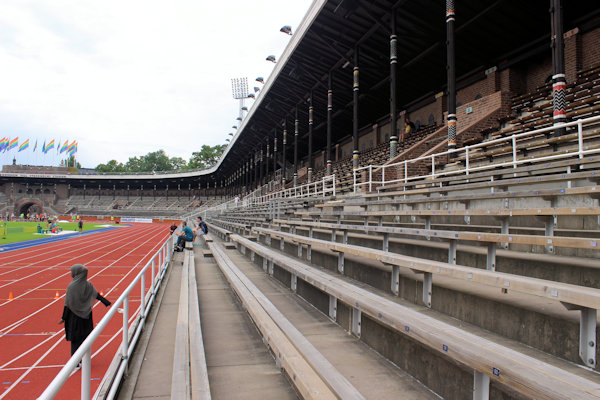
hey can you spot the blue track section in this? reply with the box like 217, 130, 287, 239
0, 225, 123, 253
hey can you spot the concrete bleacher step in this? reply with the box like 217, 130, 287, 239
208, 239, 436, 399
193, 248, 299, 399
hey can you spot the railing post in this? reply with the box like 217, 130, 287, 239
511, 135, 517, 170
431, 155, 435, 179
141, 273, 146, 313
81, 349, 91, 400
369, 166, 372, 192
151, 258, 155, 290
404, 162, 408, 183
578, 120, 584, 158
353, 170, 357, 193
122, 295, 129, 374
465, 147, 470, 176
382, 166, 385, 187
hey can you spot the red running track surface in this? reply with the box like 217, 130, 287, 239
0, 222, 172, 399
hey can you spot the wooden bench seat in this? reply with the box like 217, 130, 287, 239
318, 184, 599, 210
454, 128, 600, 164
227, 232, 600, 398
272, 218, 600, 251
208, 240, 361, 399
296, 205, 600, 218
374, 164, 600, 195
250, 226, 600, 309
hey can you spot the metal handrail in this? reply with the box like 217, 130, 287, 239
187, 174, 336, 220
38, 235, 175, 400
354, 115, 600, 192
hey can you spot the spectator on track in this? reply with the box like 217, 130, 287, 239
78, 219, 83, 233
174, 221, 194, 251
59, 264, 111, 362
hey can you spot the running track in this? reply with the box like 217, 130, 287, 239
0, 222, 172, 399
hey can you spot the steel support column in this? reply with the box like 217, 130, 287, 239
259, 148, 264, 189
282, 120, 287, 186
265, 140, 270, 184
446, 0, 457, 158
353, 47, 360, 170
294, 107, 299, 187
273, 135, 277, 182
389, 9, 399, 160
327, 72, 333, 175
551, 0, 566, 137
308, 92, 314, 183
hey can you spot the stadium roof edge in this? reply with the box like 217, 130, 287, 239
0, 0, 327, 183
215, 0, 327, 170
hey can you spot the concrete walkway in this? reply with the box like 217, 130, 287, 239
117, 251, 182, 400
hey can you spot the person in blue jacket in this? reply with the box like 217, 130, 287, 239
174, 221, 194, 251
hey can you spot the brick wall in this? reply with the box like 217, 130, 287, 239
457, 73, 497, 106
525, 55, 552, 92
360, 129, 377, 151
582, 28, 600, 70
564, 28, 582, 84
409, 97, 443, 129
500, 68, 526, 96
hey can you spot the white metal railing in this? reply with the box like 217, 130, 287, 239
354, 115, 600, 192
38, 234, 176, 400
193, 174, 336, 219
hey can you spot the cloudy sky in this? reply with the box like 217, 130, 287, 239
0, 0, 313, 169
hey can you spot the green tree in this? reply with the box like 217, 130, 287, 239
125, 150, 173, 172
95, 159, 125, 173
95, 146, 225, 173
188, 144, 226, 169
170, 156, 187, 170
64, 155, 82, 169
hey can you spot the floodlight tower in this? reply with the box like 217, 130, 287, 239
231, 77, 249, 124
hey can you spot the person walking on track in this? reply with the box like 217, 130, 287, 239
59, 264, 111, 361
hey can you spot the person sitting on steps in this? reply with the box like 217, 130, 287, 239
174, 221, 194, 252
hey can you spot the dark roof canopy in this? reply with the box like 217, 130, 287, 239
218, 0, 600, 180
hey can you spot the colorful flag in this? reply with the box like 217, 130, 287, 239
33, 140, 37, 152
0, 137, 6, 152
60, 140, 69, 154
44, 139, 55, 153
18, 139, 29, 152
7, 137, 18, 151
68, 141, 78, 156
42, 140, 46, 153
57, 140, 61, 154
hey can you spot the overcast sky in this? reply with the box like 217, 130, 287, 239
0, 0, 313, 169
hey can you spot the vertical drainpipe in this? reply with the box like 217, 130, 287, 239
551, 0, 566, 137
390, 9, 398, 160
327, 72, 333, 176
446, 0, 457, 158
294, 107, 299, 187
308, 92, 314, 183
353, 47, 360, 171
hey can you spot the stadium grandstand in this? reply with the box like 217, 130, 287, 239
2, 0, 600, 399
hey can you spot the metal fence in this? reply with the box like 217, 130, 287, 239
38, 235, 176, 400
194, 174, 337, 219
354, 115, 600, 192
